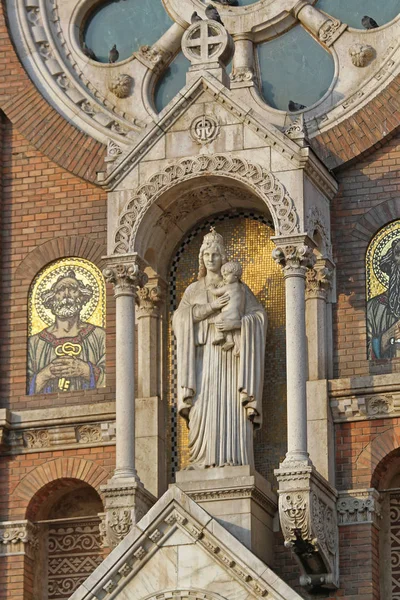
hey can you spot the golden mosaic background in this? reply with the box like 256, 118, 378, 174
29, 257, 106, 336
366, 219, 400, 301
168, 213, 287, 485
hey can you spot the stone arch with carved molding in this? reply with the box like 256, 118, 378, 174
113, 153, 300, 260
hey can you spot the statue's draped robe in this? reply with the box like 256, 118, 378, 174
173, 278, 267, 468
28, 324, 106, 394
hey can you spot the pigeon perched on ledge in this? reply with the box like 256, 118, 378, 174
205, 4, 224, 25
109, 44, 119, 64
213, 0, 239, 5
361, 15, 379, 29
82, 42, 97, 61
288, 100, 306, 112
191, 11, 203, 23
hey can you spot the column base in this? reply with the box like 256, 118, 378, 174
175, 465, 277, 566
100, 477, 156, 548
275, 463, 339, 591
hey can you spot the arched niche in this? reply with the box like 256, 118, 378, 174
112, 155, 300, 276
28, 479, 105, 600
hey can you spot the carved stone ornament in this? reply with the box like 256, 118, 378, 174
108, 74, 133, 98
349, 43, 375, 67
113, 155, 299, 254
306, 206, 332, 258
230, 67, 255, 85
306, 264, 333, 299
75, 424, 102, 444
330, 393, 399, 422
275, 465, 339, 591
318, 16, 346, 47
190, 115, 220, 145
272, 244, 316, 274
23, 429, 50, 449
337, 489, 382, 526
182, 20, 234, 68
284, 114, 308, 146
105, 139, 123, 164
136, 285, 163, 317
138, 45, 168, 66
0, 520, 38, 558
103, 257, 148, 296
100, 479, 155, 548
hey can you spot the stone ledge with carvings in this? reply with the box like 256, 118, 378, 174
275, 463, 339, 591
337, 488, 382, 527
329, 373, 400, 423
0, 520, 38, 558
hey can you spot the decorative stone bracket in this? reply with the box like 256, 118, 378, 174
0, 520, 38, 559
275, 464, 339, 591
100, 479, 155, 549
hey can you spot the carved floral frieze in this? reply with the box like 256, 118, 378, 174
330, 392, 399, 422
337, 489, 382, 527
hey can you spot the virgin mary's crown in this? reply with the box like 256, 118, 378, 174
202, 227, 224, 248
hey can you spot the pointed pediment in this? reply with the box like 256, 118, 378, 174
101, 73, 306, 191
70, 486, 302, 600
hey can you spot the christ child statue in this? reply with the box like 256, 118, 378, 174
212, 260, 245, 353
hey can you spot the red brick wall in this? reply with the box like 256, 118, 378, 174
0, 115, 117, 410
332, 131, 400, 379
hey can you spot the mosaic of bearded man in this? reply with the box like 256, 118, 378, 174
367, 238, 400, 359
28, 270, 105, 394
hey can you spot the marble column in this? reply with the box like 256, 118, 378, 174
305, 258, 335, 482
135, 279, 168, 497
101, 256, 155, 548
231, 34, 255, 87
272, 238, 316, 465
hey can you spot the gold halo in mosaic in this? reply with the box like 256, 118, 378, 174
29, 258, 106, 336
366, 220, 400, 301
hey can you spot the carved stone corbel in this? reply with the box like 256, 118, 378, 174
275, 465, 339, 591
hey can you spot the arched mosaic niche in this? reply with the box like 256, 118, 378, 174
366, 220, 400, 360
167, 211, 286, 484
28, 257, 106, 394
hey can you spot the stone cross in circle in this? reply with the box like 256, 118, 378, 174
186, 21, 225, 62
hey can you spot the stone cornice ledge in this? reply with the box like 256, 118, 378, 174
329, 373, 400, 422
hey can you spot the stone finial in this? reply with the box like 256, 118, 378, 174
182, 19, 234, 74
349, 43, 375, 67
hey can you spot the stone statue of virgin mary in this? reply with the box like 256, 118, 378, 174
173, 228, 267, 469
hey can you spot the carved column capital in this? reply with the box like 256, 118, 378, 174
103, 255, 148, 298
306, 262, 334, 300
272, 242, 316, 277
0, 520, 38, 559
136, 284, 163, 318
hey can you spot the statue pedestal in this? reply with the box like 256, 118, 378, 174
175, 466, 277, 565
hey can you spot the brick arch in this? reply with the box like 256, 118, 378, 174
14, 236, 107, 283
311, 75, 400, 170
351, 200, 400, 243
356, 426, 400, 482
0, 7, 105, 183
13, 457, 110, 517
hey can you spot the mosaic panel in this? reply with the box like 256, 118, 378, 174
28, 258, 106, 394
391, 495, 400, 600
167, 212, 286, 484
366, 220, 400, 359
47, 519, 103, 599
